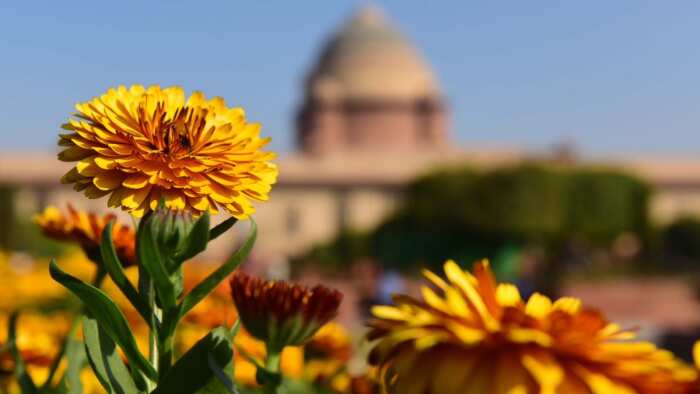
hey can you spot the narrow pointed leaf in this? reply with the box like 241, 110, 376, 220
8, 312, 39, 394
151, 327, 234, 394
174, 212, 210, 262
49, 261, 157, 381
83, 315, 143, 394
137, 221, 176, 308
101, 222, 152, 324
209, 217, 238, 241
179, 221, 257, 318
63, 331, 85, 394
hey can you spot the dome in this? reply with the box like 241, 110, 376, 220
308, 6, 441, 102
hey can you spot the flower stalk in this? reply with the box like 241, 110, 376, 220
262, 350, 281, 394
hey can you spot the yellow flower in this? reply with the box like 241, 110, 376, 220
0, 312, 71, 389
368, 259, 698, 394
307, 322, 353, 362
229, 271, 343, 351
58, 84, 277, 218
304, 323, 354, 386
34, 204, 136, 266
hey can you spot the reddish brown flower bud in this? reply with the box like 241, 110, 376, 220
229, 271, 342, 351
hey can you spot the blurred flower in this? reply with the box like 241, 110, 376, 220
307, 322, 353, 362
305, 323, 354, 386
0, 312, 70, 386
34, 205, 135, 266
229, 271, 342, 351
368, 259, 698, 394
58, 84, 277, 218
321, 369, 382, 394
0, 251, 96, 311
346, 375, 382, 394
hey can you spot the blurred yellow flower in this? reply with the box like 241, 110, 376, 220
307, 322, 353, 362
58, 84, 277, 218
0, 251, 97, 310
0, 312, 70, 392
368, 259, 698, 394
34, 204, 136, 266
304, 322, 355, 388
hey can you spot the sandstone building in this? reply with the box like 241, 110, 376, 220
2, 6, 700, 266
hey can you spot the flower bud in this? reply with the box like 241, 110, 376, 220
140, 205, 197, 268
229, 271, 342, 352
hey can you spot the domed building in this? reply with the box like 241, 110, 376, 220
296, 6, 448, 154
2, 5, 700, 266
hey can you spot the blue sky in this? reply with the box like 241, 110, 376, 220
1, 1, 699, 154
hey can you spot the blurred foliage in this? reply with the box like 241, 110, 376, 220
296, 164, 652, 279
663, 216, 700, 264
293, 230, 372, 274
0, 184, 66, 257
565, 170, 650, 243
0, 185, 14, 248
9, 219, 68, 257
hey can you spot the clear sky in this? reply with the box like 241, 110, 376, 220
1, 1, 699, 155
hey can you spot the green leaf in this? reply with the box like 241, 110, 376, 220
209, 217, 238, 241
179, 221, 257, 318
63, 331, 85, 394
227, 319, 241, 382
207, 355, 237, 394
137, 219, 177, 308
49, 261, 157, 381
151, 327, 235, 394
8, 312, 39, 394
82, 315, 143, 394
174, 212, 211, 263
100, 222, 152, 325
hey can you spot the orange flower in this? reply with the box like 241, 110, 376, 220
229, 271, 342, 351
58, 84, 277, 218
34, 205, 135, 266
368, 260, 697, 394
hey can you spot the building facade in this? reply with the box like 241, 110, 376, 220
2, 6, 700, 264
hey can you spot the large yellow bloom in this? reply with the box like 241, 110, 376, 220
368, 260, 697, 394
58, 84, 277, 218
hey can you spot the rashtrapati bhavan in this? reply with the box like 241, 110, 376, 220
3, 6, 700, 264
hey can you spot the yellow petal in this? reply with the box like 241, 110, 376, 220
521, 351, 563, 394
94, 156, 118, 170
58, 146, 93, 161
552, 297, 581, 314
525, 293, 552, 319
371, 306, 405, 321
93, 173, 125, 191
121, 186, 151, 208
443, 260, 498, 330
122, 173, 150, 189
496, 283, 521, 307
76, 157, 101, 177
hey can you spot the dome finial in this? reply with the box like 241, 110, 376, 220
352, 3, 386, 27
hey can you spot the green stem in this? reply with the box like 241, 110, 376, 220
139, 263, 158, 392
262, 349, 281, 394
156, 308, 179, 382
42, 268, 107, 389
